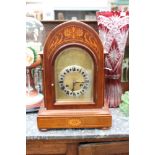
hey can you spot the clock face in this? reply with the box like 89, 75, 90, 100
54, 46, 94, 103
58, 65, 90, 97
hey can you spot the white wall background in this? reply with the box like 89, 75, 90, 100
26, 0, 111, 20
42, 0, 110, 10
27, 0, 110, 11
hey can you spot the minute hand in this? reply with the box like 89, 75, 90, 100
74, 81, 85, 83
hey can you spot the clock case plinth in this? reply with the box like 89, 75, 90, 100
37, 21, 112, 129
37, 108, 111, 129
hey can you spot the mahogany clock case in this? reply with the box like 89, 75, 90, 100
37, 21, 112, 129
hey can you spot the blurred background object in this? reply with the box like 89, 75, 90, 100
96, 11, 129, 108
26, 17, 44, 113
119, 91, 129, 116
26, 17, 44, 54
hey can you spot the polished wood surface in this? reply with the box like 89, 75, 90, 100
37, 108, 111, 129
27, 141, 67, 155
79, 141, 129, 155
27, 138, 129, 155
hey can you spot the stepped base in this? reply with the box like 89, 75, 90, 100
37, 108, 112, 129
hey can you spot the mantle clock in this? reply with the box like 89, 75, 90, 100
37, 21, 112, 129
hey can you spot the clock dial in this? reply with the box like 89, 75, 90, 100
58, 65, 90, 97
54, 46, 94, 103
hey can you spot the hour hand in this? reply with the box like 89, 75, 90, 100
71, 80, 76, 91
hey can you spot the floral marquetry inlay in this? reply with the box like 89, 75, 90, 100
64, 26, 84, 38
68, 118, 82, 127
46, 24, 101, 59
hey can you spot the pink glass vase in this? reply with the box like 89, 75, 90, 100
96, 11, 129, 107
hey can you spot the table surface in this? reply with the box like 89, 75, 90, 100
26, 108, 129, 140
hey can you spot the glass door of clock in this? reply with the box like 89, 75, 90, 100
54, 46, 94, 103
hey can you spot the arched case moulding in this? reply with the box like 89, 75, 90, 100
37, 21, 112, 129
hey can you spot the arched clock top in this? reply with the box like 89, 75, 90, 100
43, 21, 104, 62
